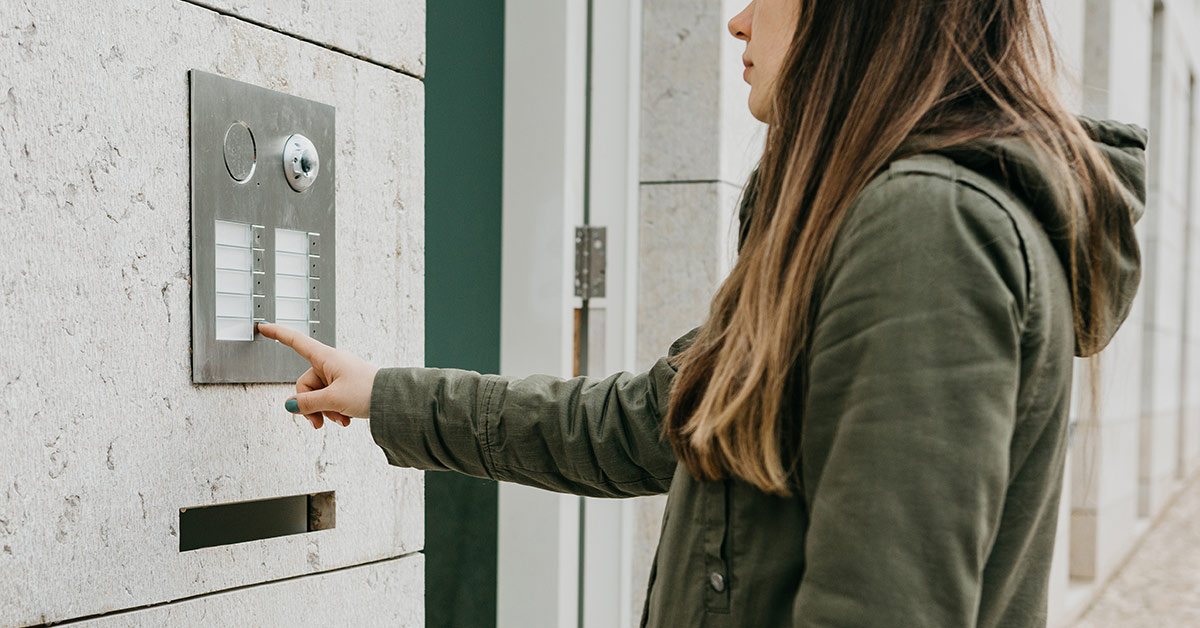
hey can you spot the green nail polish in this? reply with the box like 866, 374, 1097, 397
285, 398, 299, 413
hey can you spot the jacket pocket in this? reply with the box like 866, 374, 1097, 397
701, 479, 731, 613
640, 489, 676, 628
639, 549, 659, 628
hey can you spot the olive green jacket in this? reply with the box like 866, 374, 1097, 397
370, 117, 1147, 627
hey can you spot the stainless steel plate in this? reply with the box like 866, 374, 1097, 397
190, 70, 336, 384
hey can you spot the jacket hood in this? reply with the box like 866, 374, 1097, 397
737, 117, 1147, 357
916, 116, 1148, 357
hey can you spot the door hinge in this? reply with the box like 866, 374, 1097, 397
574, 226, 607, 299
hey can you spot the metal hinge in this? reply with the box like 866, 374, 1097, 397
574, 226, 607, 298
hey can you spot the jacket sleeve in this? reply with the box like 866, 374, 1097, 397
793, 171, 1028, 625
367, 332, 696, 498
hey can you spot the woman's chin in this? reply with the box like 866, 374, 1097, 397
747, 97, 770, 124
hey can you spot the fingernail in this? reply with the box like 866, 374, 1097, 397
285, 398, 299, 413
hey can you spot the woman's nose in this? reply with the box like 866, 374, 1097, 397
728, 1, 753, 41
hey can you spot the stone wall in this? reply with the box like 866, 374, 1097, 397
0, 1, 425, 625
1054, 0, 1200, 624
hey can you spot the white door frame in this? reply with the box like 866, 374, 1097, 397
580, 4, 645, 628
499, 1, 643, 627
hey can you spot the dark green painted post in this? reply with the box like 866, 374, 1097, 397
425, 2, 504, 627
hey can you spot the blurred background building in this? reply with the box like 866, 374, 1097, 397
1, 0, 1197, 627
1044, 0, 1200, 625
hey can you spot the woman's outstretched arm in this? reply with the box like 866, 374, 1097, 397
259, 322, 691, 498
369, 357, 682, 498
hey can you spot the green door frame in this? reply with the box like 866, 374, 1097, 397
425, 3, 505, 627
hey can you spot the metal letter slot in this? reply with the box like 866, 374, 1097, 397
190, 70, 336, 383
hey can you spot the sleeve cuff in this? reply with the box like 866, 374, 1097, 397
367, 366, 503, 479
369, 367, 412, 468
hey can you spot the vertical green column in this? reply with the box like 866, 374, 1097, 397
425, 2, 504, 627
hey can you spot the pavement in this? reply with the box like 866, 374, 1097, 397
1072, 473, 1200, 627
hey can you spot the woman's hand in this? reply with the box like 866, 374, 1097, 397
256, 322, 379, 429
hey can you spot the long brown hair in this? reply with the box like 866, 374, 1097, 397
666, 0, 1126, 495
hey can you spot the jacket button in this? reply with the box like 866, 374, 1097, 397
709, 571, 726, 593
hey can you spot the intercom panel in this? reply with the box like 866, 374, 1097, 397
190, 70, 336, 383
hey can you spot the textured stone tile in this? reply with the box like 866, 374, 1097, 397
1147, 328, 1186, 415
636, 182, 741, 370
1094, 492, 1142, 580
1190, 261, 1200, 341
184, 0, 425, 77
1137, 410, 1182, 518
640, 0, 764, 184
1069, 416, 1142, 581
641, 0, 722, 182
1086, 322, 1145, 421
1072, 475, 1200, 628
1190, 254, 1200, 337
1107, 0, 1154, 126
1150, 411, 1183, 479
1048, 459, 1074, 625
78, 554, 424, 627
1144, 235, 1186, 335
0, 0, 423, 625
1103, 419, 1143, 508
1082, 0, 1154, 123
1070, 416, 1140, 510
1045, 0, 1087, 109
1185, 405, 1200, 477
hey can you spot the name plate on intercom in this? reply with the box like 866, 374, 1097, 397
189, 70, 336, 383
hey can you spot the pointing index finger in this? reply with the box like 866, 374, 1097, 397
256, 322, 325, 363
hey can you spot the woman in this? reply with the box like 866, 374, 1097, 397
259, 0, 1147, 625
